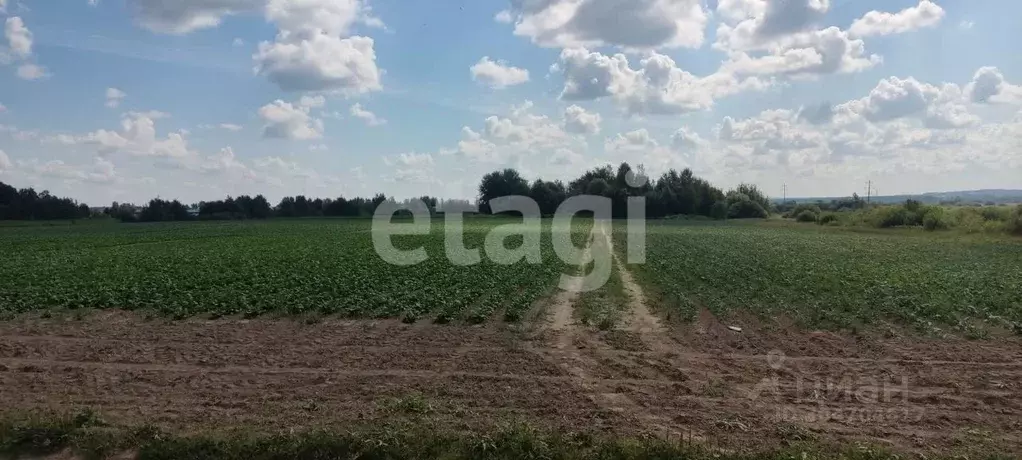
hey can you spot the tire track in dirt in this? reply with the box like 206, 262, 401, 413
597, 223, 664, 336
597, 223, 680, 361
534, 222, 680, 436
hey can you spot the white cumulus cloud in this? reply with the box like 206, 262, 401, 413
555, 47, 769, 115
258, 99, 324, 139
105, 88, 127, 108
849, 1, 945, 38
504, 0, 707, 50
562, 105, 601, 134
470, 56, 530, 89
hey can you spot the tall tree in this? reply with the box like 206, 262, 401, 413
478, 168, 530, 214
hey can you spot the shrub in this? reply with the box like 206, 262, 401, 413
1008, 205, 1022, 236
980, 206, 1010, 222
818, 213, 840, 225
725, 193, 768, 219
922, 207, 949, 231
952, 207, 984, 233
784, 203, 822, 219
870, 206, 909, 228
795, 210, 818, 223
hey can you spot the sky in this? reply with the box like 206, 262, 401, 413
0, 0, 1020, 206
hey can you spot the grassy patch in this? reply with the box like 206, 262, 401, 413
0, 410, 974, 460
576, 257, 628, 330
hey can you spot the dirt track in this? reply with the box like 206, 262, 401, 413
1, 237, 1021, 456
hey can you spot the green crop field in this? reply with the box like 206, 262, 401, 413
3, 217, 1020, 333
0, 218, 587, 323
621, 220, 1022, 334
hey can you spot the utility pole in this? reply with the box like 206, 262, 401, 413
866, 180, 872, 204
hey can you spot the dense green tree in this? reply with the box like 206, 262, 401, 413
478, 169, 530, 214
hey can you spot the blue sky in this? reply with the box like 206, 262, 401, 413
1, 0, 1020, 206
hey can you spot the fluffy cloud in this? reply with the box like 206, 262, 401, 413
15, 63, 47, 80
605, 128, 656, 151
3, 17, 49, 79
555, 47, 768, 114
716, 0, 829, 47
437, 101, 584, 166
670, 127, 706, 152
503, 0, 707, 50
835, 76, 978, 129
105, 88, 127, 108
562, 105, 601, 134
126, 1, 384, 93
470, 56, 530, 89
718, 109, 823, 150
692, 68, 1022, 182
265, 0, 377, 36
966, 66, 1022, 104
350, 103, 386, 126
125, 0, 262, 34
849, 1, 944, 38
4, 17, 32, 58
258, 99, 324, 139
713, 1, 887, 79
75, 112, 193, 158
254, 34, 381, 93
721, 27, 881, 77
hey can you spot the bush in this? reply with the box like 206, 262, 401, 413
1008, 205, 1022, 236
725, 192, 768, 219
870, 206, 909, 228
795, 210, 818, 223
980, 206, 1010, 222
951, 207, 984, 233
818, 213, 840, 225
784, 203, 821, 219
922, 207, 949, 231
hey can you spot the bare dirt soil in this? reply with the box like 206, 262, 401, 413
2, 256, 1021, 458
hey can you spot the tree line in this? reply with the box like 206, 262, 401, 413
0, 181, 90, 220
2, 162, 772, 222
478, 163, 770, 219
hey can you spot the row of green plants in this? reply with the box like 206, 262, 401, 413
630, 221, 1022, 334
787, 200, 1022, 235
